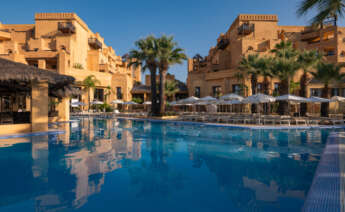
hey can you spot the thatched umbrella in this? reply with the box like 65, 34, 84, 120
0, 58, 76, 98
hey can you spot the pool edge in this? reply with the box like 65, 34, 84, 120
302, 132, 345, 212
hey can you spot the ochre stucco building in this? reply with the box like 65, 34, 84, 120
0, 13, 141, 107
131, 74, 188, 102
187, 14, 345, 100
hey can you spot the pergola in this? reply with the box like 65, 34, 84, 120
0, 58, 77, 134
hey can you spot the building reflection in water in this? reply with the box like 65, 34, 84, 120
185, 127, 326, 211
0, 118, 141, 212
0, 119, 339, 211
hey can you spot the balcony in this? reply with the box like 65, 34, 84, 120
217, 38, 229, 50
0, 29, 11, 41
238, 23, 254, 35
88, 38, 102, 49
58, 22, 76, 34
99, 63, 115, 73
301, 30, 320, 42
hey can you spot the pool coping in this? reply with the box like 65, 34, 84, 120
109, 116, 345, 130
303, 132, 345, 212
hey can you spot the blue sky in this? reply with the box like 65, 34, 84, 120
1, 0, 343, 82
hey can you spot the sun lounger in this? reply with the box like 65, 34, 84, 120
329, 118, 344, 125
293, 118, 307, 125
307, 118, 320, 125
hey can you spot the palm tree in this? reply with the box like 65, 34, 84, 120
297, 50, 323, 115
311, 62, 345, 117
239, 54, 261, 113
234, 72, 248, 96
271, 41, 300, 115
104, 86, 113, 103
165, 80, 179, 102
128, 35, 160, 116
257, 57, 273, 95
297, 0, 345, 27
239, 54, 260, 95
156, 35, 187, 115
83, 75, 100, 111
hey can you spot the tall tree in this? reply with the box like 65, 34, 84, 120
83, 75, 100, 111
297, 0, 345, 27
234, 72, 248, 96
165, 80, 179, 102
239, 54, 261, 113
311, 62, 345, 117
256, 57, 273, 95
128, 35, 160, 116
156, 35, 186, 115
104, 86, 113, 103
271, 41, 301, 115
297, 50, 323, 115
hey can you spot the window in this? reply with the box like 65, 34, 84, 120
212, 86, 222, 97
257, 83, 263, 92
232, 84, 241, 95
194, 87, 200, 98
94, 88, 104, 101
331, 88, 340, 97
274, 83, 279, 91
310, 88, 321, 97
342, 88, 345, 97
116, 87, 123, 99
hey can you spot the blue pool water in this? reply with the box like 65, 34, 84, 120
0, 118, 342, 212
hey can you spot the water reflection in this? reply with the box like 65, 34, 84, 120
0, 118, 141, 211
0, 118, 341, 212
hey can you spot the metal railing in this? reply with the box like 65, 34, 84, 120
88, 38, 102, 49
58, 22, 76, 34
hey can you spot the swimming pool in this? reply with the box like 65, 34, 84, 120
0, 117, 342, 212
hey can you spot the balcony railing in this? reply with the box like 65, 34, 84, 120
88, 38, 102, 49
58, 22, 76, 34
217, 38, 229, 50
301, 30, 320, 42
238, 23, 254, 35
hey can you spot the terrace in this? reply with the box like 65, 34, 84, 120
58, 22, 76, 34
88, 37, 102, 49
238, 23, 254, 35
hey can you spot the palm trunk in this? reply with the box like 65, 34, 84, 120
251, 74, 257, 113
278, 79, 289, 115
299, 72, 308, 116
150, 67, 159, 116
88, 87, 91, 112
263, 76, 270, 95
159, 69, 167, 115
263, 76, 270, 114
321, 84, 329, 117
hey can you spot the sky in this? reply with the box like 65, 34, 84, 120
1, 0, 344, 82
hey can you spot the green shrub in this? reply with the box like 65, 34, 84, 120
73, 63, 84, 69
91, 103, 113, 112
132, 97, 143, 104
99, 103, 113, 112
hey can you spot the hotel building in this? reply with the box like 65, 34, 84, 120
0, 13, 141, 107
131, 74, 188, 102
187, 14, 345, 99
